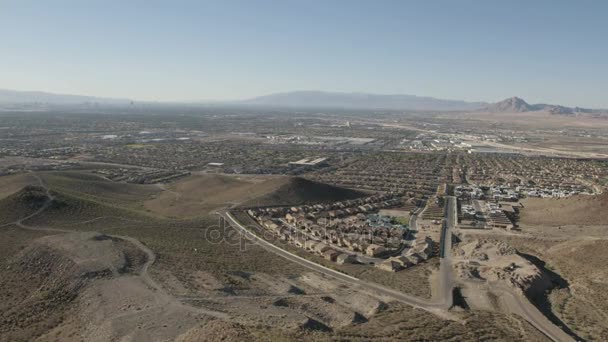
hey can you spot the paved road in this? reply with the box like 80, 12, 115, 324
491, 283, 574, 342
447, 197, 573, 342
438, 196, 456, 309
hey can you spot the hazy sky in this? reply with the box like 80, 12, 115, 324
1, 0, 607, 107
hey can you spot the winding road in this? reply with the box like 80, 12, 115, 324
7, 174, 229, 320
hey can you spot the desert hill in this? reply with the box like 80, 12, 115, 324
486, 97, 533, 113
26, 188, 154, 229
242, 177, 368, 207
0, 232, 146, 341
40, 172, 160, 208
145, 174, 368, 217
485, 96, 596, 115
520, 192, 608, 226
0, 185, 49, 225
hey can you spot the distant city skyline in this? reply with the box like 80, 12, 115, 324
1, 0, 607, 107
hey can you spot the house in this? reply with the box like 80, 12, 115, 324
263, 220, 279, 232
375, 259, 401, 272
294, 237, 306, 248
278, 227, 291, 241
405, 254, 421, 265
392, 256, 414, 268
323, 249, 339, 262
304, 240, 318, 250
336, 253, 357, 265
366, 244, 386, 257
314, 242, 331, 254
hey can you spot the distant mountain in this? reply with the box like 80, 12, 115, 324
0, 89, 132, 105
486, 97, 533, 113
485, 96, 597, 115
239, 91, 487, 111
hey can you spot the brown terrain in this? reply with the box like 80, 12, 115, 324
144, 174, 366, 218
0, 173, 37, 200
477, 191, 608, 341
0, 171, 554, 341
520, 192, 608, 226
144, 174, 286, 218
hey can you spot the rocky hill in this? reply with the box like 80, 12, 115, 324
0, 185, 49, 225
0, 232, 145, 341
485, 96, 597, 115
486, 97, 533, 113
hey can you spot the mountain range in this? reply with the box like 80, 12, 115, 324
238, 90, 486, 111
0, 89, 132, 105
0, 88, 602, 114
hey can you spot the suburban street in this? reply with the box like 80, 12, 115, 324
438, 196, 456, 309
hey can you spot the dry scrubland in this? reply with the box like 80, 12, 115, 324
144, 174, 284, 218
486, 192, 608, 341
143, 174, 367, 219
0, 185, 48, 225
0, 231, 148, 341
171, 304, 551, 341
490, 235, 608, 341
40, 171, 160, 211
521, 192, 608, 226
0, 173, 37, 200
0, 170, 570, 341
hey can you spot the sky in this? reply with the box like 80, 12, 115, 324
1, 0, 607, 107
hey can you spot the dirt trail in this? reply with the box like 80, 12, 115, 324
9, 174, 229, 320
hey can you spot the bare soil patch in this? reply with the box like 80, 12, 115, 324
0, 173, 37, 200
144, 174, 288, 218
520, 193, 608, 226
483, 234, 608, 341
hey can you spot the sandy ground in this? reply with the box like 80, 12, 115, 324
520, 193, 608, 226
144, 174, 286, 218
451, 110, 608, 130
453, 237, 550, 296
2, 230, 395, 341
459, 212, 608, 341
0, 173, 37, 199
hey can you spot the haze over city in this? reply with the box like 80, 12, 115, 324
2, 0, 608, 107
